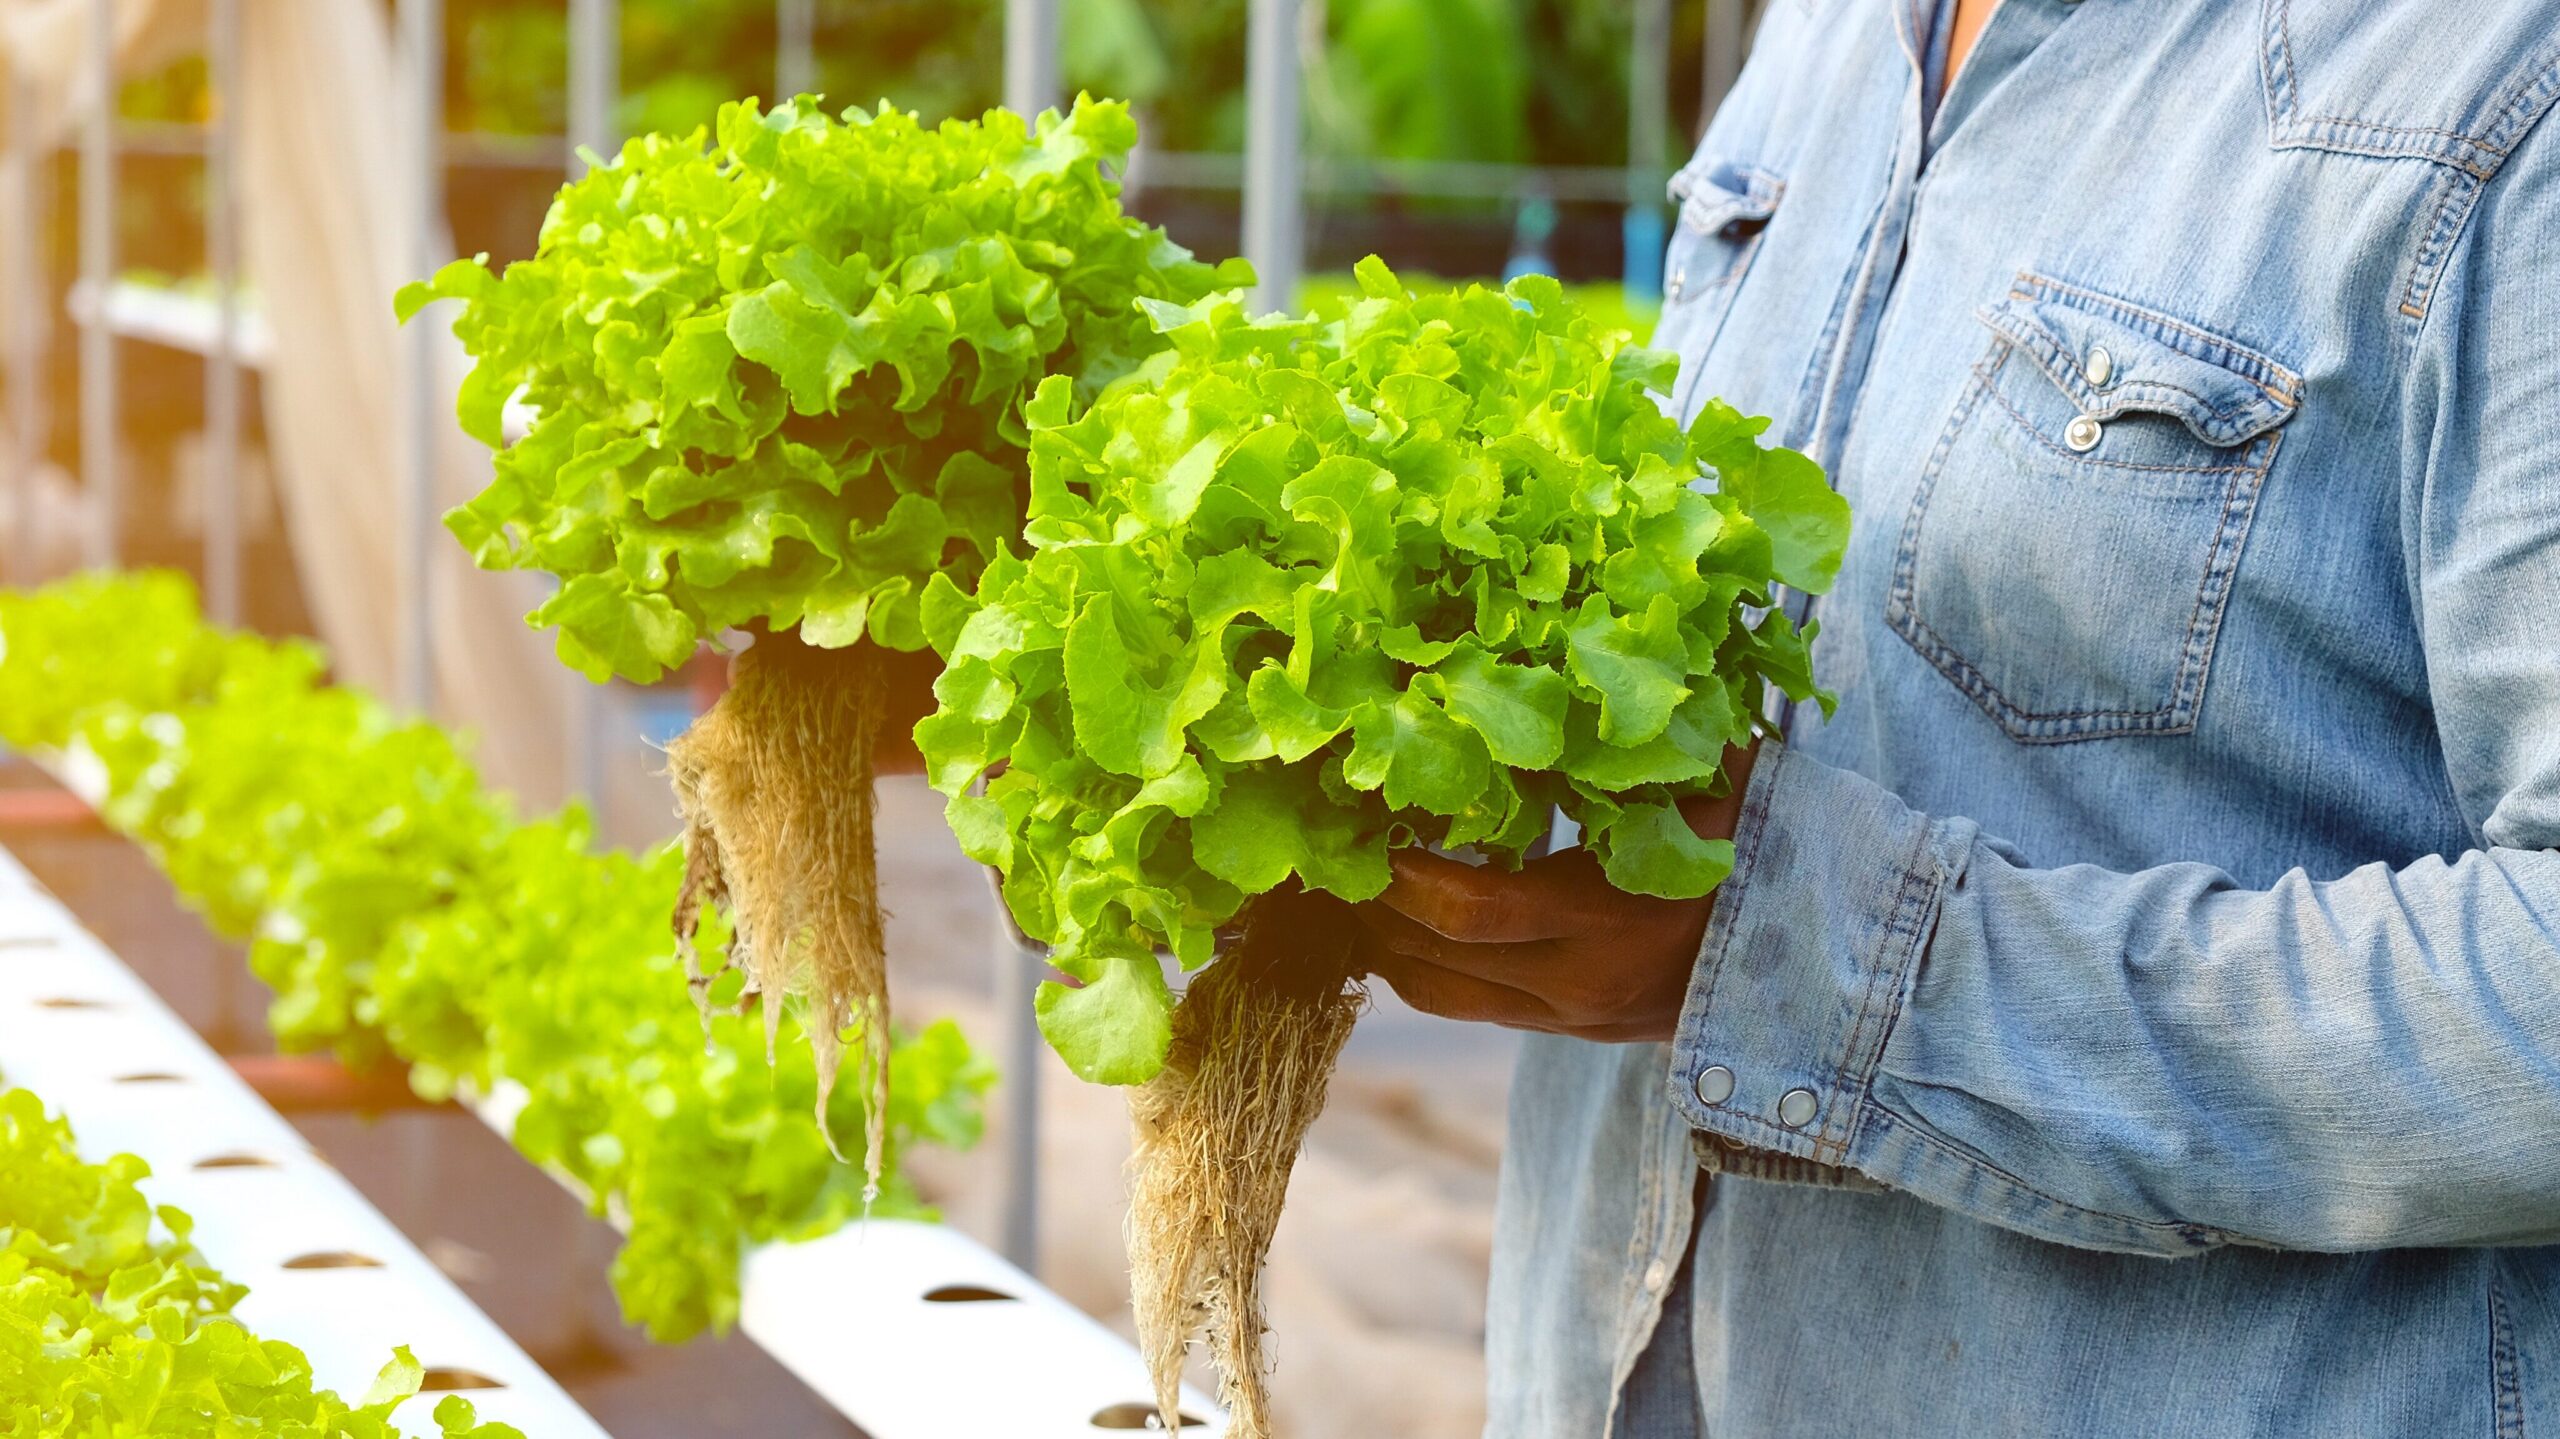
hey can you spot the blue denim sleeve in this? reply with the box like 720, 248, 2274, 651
1669, 747, 2560, 1254
1665, 129, 2560, 1259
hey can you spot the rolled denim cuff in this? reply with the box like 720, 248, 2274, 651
1664, 742, 1971, 1180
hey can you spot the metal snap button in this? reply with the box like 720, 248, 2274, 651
1776, 1088, 1819, 1128
1643, 1259, 1671, 1292
1695, 1065, 1736, 1107
2085, 346, 2114, 387
1667, 263, 1688, 303
2064, 415, 2104, 452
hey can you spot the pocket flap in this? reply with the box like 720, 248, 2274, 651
1976, 278, 2301, 448
1667, 160, 1783, 238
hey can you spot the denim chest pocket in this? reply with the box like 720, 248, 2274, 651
1885, 275, 2302, 743
1654, 161, 1781, 387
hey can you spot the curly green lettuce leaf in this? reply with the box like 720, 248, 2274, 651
1033, 952, 1176, 1085
405, 94, 1249, 682
919, 261, 1848, 1082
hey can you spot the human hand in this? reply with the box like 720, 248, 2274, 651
1349, 745, 1758, 1043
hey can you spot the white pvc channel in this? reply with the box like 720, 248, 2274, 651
0, 845, 609, 1437
470, 1053, 1234, 1437
37, 753, 1227, 1436
741, 1218, 1226, 1436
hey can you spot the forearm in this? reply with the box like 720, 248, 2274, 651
1670, 744, 2560, 1254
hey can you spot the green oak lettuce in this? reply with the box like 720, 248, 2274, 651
917, 259, 1847, 1084
399, 94, 1248, 681
0, 1085, 517, 1436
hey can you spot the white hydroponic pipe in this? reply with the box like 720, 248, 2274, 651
0, 845, 611, 1437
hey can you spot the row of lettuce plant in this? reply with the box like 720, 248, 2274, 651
0, 1082, 518, 1434
0, 572, 990, 1342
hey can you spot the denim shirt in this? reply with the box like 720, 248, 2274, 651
1487, 1, 2560, 1434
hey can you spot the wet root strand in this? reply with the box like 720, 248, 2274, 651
668, 628, 889, 1200
1126, 889, 1365, 1438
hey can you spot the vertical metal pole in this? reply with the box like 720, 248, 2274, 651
1003, 0, 1060, 119
566, 0, 617, 813
990, 0, 1062, 1279
1242, 0, 1303, 315
203, 0, 244, 625
568, 0, 619, 167
78, 0, 117, 571
1701, 0, 1748, 134
775, 0, 816, 101
989, 911, 1041, 1274
400, 0, 442, 713
1623, 0, 1671, 302
3, 63, 47, 586
518, 0, 606, 1230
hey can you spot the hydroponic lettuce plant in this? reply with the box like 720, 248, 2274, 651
917, 259, 1848, 1433
400, 95, 1245, 1190
0, 1085, 518, 1436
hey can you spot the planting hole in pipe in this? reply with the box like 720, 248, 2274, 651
419, 1367, 505, 1393
34, 996, 112, 1009
283, 1250, 384, 1270
923, 1284, 1018, 1303
115, 1071, 188, 1084
1089, 1402, 1207, 1429
193, 1151, 281, 1170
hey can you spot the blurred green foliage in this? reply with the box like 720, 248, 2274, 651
435, 0, 1662, 171
97, 1, 1701, 314
1298, 269, 1659, 335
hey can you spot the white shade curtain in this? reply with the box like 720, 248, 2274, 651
2, 0, 574, 806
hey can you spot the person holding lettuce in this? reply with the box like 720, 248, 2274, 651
1352, 1, 2560, 1433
